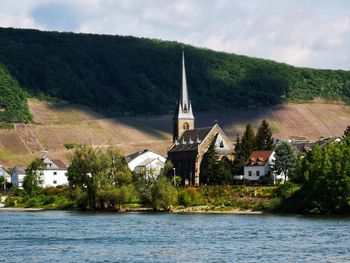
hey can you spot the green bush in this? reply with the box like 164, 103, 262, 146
178, 188, 205, 207
273, 181, 300, 199
25, 197, 41, 208
43, 195, 56, 205
4, 197, 16, 207
264, 198, 283, 212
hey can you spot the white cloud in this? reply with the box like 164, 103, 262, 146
0, 0, 349, 69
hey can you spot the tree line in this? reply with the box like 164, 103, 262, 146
1, 27, 350, 123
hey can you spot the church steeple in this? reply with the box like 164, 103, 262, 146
173, 51, 195, 142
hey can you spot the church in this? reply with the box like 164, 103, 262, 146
167, 52, 234, 186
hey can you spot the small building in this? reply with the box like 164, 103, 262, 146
290, 140, 314, 154
244, 151, 275, 183
40, 157, 68, 188
11, 166, 27, 189
0, 165, 11, 189
11, 157, 68, 189
125, 150, 166, 179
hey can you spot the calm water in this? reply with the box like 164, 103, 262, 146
0, 211, 349, 262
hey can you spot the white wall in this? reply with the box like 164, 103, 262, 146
134, 159, 165, 179
244, 165, 269, 181
244, 152, 275, 181
128, 151, 166, 172
40, 169, 68, 188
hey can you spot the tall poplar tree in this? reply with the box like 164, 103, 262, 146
232, 124, 256, 175
255, 119, 274, 150
241, 124, 256, 156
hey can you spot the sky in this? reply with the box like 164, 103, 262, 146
1, 0, 350, 70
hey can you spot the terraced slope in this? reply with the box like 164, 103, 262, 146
1, 99, 350, 168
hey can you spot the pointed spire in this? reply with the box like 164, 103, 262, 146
177, 50, 194, 120
181, 50, 189, 111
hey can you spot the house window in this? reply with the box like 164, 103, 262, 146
183, 123, 189, 130
256, 171, 260, 177
53, 172, 57, 175
248, 171, 252, 176
53, 180, 57, 184
219, 140, 224, 148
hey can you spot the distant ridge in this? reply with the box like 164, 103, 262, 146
0, 27, 350, 123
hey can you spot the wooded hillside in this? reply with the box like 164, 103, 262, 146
0, 27, 350, 122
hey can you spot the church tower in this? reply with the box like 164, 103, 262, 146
173, 51, 195, 142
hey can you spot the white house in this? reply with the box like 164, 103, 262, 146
11, 157, 68, 189
125, 150, 166, 180
11, 166, 27, 189
40, 157, 68, 188
244, 150, 285, 183
0, 165, 11, 189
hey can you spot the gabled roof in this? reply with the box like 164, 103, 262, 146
245, 151, 274, 166
125, 150, 147, 163
0, 165, 10, 177
51, 159, 67, 169
168, 127, 212, 152
13, 166, 27, 175
125, 149, 165, 163
135, 157, 163, 167
42, 156, 67, 170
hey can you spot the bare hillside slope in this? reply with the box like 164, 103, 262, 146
0, 99, 349, 168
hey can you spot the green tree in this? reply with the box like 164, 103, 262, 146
255, 119, 274, 150
215, 157, 233, 185
232, 134, 245, 175
272, 141, 296, 182
23, 158, 44, 196
201, 137, 220, 185
136, 176, 177, 211
150, 177, 178, 211
67, 145, 132, 210
343, 125, 350, 138
200, 135, 233, 185
232, 124, 256, 175
241, 124, 256, 156
299, 143, 350, 214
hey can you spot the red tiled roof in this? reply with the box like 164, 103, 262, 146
245, 151, 273, 166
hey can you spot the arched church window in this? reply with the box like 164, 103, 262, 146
183, 123, 189, 130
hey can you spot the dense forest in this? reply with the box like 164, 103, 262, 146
1, 27, 350, 123
0, 63, 31, 123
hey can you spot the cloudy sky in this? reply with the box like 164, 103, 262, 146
1, 0, 350, 70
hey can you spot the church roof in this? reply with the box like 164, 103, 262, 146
169, 127, 212, 152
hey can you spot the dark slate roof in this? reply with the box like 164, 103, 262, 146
125, 150, 149, 163
292, 142, 315, 153
169, 127, 212, 152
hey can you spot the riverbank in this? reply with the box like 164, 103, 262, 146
0, 207, 45, 211
172, 206, 264, 214
0, 205, 265, 214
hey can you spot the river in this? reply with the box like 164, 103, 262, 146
0, 211, 349, 262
